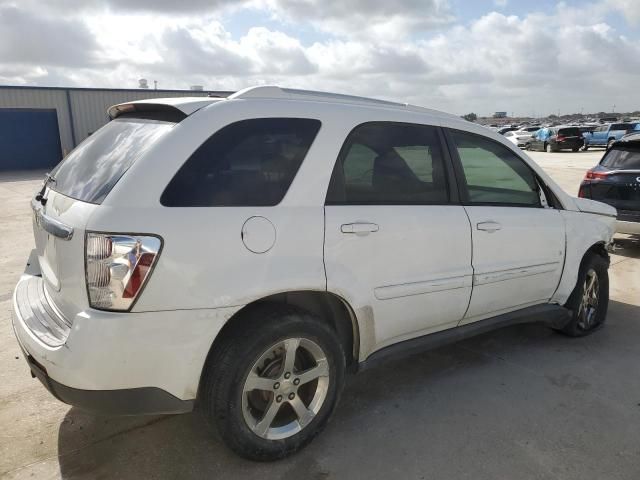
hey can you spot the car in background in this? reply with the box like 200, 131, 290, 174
583, 123, 639, 150
497, 126, 519, 135
504, 130, 536, 148
528, 126, 584, 152
519, 126, 542, 133
579, 132, 640, 234
621, 124, 640, 140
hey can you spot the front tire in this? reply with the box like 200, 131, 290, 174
546, 143, 554, 153
558, 252, 609, 337
201, 304, 345, 461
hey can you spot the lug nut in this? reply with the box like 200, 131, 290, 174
293, 378, 300, 386
273, 382, 280, 390
284, 372, 291, 379
276, 395, 283, 403
288, 393, 295, 400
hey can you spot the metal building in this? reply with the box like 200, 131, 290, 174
0, 86, 232, 171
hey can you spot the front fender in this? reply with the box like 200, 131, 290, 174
551, 210, 615, 305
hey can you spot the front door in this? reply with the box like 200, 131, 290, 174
445, 129, 566, 323
323, 122, 473, 356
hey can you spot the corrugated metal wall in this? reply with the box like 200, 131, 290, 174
0, 88, 74, 154
0, 87, 231, 156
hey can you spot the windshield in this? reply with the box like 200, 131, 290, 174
601, 146, 640, 170
49, 118, 175, 204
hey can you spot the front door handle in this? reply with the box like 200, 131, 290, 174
477, 221, 502, 233
341, 222, 379, 235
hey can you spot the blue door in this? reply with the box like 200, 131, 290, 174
0, 108, 63, 171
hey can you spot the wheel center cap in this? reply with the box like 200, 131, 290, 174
280, 379, 296, 395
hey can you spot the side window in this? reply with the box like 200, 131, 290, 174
326, 122, 449, 205
161, 118, 321, 206
449, 130, 541, 207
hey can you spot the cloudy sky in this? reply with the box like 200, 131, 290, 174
0, 0, 638, 116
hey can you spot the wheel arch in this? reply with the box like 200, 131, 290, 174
198, 290, 360, 397
585, 240, 610, 264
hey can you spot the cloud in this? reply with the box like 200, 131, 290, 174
604, 0, 640, 24
0, 6, 105, 67
0, 1, 639, 117
259, 0, 454, 40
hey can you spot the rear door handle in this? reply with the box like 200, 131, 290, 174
477, 221, 502, 233
341, 222, 379, 235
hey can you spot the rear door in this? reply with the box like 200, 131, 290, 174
33, 116, 177, 321
445, 129, 565, 323
324, 122, 473, 353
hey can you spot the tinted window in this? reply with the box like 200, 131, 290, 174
450, 130, 541, 206
601, 146, 640, 169
161, 118, 321, 207
50, 118, 175, 204
326, 122, 448, 204
558, 128, 581, 136
611, 123, 634, 131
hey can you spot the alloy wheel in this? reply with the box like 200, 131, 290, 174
241, 337, 330, 440
577, 268, 599, 330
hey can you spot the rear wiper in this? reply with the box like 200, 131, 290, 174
35, 173, 56, 206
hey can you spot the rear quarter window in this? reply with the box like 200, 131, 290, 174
50, 118, 175, 204
161, 118, 321, 207
601, 146, 640, 169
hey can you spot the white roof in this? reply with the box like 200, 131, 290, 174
108, 86, 457, 121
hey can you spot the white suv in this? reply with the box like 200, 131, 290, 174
13, 86, 616, 460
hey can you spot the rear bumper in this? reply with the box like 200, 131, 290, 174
616, 220, 640, 235
555, 140, 583, 150
17, 343, 192, 415
12, 253, 242, 414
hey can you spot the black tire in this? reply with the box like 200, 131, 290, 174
572, 147, 579, 152
200, 304, 345, 461
558, 252, 609, 337
582, 145, 589, 151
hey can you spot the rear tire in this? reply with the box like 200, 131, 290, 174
557, 252, 609, 337
201, 304, 345, 461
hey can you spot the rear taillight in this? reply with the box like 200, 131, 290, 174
584, 169, 610, 181
86, 233, 162, 311
556, 135, 566, 141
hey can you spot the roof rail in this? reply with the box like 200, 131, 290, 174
227, 85, 453, 118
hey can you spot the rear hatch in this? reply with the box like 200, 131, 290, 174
556, 127, 583, 146
587, 144, 640, 221
33, 114, 178, 322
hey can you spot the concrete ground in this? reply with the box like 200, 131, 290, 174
1, 150, 639, 479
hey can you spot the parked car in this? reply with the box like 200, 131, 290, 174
504, 129, 536, 148
13, 86, 616, 461
579, 132, 640, 235
621, 124, 640, 140
583, 123, 639, 150
528, 126, 584, 152
518, 126, 542, 133
497, 126, 519, 135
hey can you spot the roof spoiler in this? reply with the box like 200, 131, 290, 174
107, 103, 188, 121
